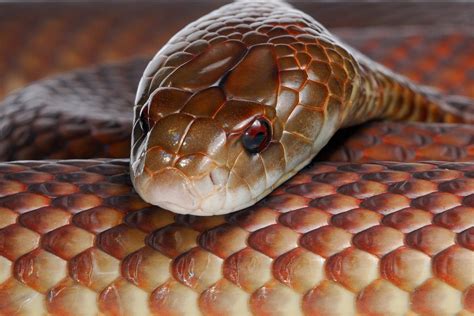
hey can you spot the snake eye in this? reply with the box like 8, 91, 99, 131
242, 117, 272, 154
139, 105, 150, 133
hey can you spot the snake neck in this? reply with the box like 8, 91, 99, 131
341, 52, 474, 128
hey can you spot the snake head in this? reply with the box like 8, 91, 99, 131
131, 2, 349, 215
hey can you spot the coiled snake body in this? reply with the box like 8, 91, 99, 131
0, 1, 473, 315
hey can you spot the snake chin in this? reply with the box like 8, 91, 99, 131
132, 166, 242, 216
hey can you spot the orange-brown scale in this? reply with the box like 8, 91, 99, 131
0, 159, 472, 315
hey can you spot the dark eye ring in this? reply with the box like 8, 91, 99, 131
242, 117, 272, 154
139, 105, 150, 133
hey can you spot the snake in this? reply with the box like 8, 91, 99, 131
0, 0, 473, 315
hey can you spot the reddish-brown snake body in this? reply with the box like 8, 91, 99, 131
0, 1, 473, 315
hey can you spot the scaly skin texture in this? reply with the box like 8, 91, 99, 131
131, 0, 473, 215
0, 160, 473, 315
0, 1, 473, 315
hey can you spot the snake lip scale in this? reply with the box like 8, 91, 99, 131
0, 0, 473, 315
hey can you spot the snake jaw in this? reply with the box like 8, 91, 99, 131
133, 167, 201, 213
133, 166, 233, 215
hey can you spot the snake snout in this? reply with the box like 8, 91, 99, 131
131, 112, 232, 214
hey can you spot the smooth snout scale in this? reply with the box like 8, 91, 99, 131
0, 0, 473, 315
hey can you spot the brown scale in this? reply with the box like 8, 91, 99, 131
0, 160, 472, 315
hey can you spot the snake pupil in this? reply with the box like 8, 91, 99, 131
139, 105, 150, 133
242, 118, 271, 154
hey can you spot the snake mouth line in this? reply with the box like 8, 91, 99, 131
133, 165, 236, 215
